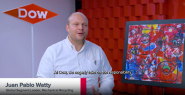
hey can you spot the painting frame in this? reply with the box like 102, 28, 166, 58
121, 19, 185, 89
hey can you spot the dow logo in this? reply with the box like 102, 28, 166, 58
4, 4, 58, 24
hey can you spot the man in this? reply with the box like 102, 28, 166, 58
37, 12, 114, 95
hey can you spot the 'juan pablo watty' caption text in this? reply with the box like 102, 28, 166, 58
54, 71, 131, 75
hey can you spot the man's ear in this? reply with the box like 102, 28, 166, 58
66, 25, 69, 32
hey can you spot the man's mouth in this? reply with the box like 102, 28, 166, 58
77, 33, 83, 34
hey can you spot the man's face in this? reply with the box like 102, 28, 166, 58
66, 14, 88, 43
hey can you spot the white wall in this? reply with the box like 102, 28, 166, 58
0, 0, 75, 78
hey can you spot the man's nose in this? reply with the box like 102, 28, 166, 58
78, 24, 84, 30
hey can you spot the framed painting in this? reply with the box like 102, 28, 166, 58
121, 19, 185, 89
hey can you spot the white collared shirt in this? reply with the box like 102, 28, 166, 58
37, 36, 114, 95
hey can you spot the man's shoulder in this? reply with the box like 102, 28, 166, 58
47, 39, 65, 50
86, 40, 102, 50
85, 40, 105, 60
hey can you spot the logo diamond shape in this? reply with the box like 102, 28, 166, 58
4, 4, 58, 24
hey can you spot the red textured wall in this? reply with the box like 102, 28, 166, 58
78, 0, 185, 94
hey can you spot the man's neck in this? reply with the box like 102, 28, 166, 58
68, 37, 84, 51
73, 41, 84, 51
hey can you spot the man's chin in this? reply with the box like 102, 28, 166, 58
76, 36, 86, 40
76, 38, 85, 42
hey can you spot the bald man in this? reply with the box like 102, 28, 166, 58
37, 12, 114, 95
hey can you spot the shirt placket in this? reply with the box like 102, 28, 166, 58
77, 52, 82, 78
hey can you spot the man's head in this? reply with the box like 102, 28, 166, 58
66, 12, 88, 44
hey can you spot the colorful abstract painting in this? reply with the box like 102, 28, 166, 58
125, 23, 184, 84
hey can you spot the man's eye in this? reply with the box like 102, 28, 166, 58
168, 37, 182, 48
74, 24, 78, 25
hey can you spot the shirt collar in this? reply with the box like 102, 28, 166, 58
65, 36, 87, 52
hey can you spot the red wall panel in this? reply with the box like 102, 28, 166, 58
124, 5, 131, 17
141, 0, 150, 4
118, 0, 129, 6
147, 3, 155, 15
135, 4, 143, 16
